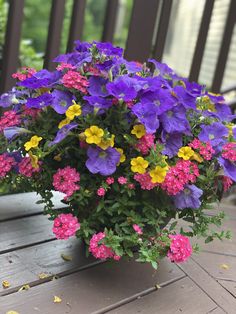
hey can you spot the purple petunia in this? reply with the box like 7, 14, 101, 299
173, 184, 203, 209
106, 76, 138, 102
83, 96, 112, 113
86, 146, 120, 176
198, 122, 228, 147
18, 69, 62, 89
162, 132, 183, 158
48, 122, 78, 146
3, 127, 30, 140
88, 76, 109, 97
51, 90, 74, 114
26, 93, 53, 109
218, 157, 236, 182
132, 102, 159, 134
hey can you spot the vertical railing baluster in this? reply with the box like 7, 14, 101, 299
212, 0, 236, 92
44, 0, 66, 71
0, 0, 24, 93
153, 0, 172, 62
102, 0, 119, 43
189, 0, 215, 83
125, 0, 160, 62
67, 0, 86, 52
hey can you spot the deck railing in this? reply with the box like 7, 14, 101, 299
0, 0, 236, 94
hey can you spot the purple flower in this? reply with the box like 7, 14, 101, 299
106, 76, 138, 101
148, 59, 176, 77
48, 123, 78, 146
88, 77, 109, 97
18, 69, 62, 89
173, 184, 203, 209
0, 92, 17, 108
51, 90, 74, 114
3, 127, 30, 140
172, 86, 197, 109
162, 132, 183, 158
218, 157, 236, 182
26, 93, 53, 109
86, 146, 120, 176
53, 51, 92, 67
83, 96, 112, 113
159, 104, 190, 134
233, 128, 236, 140
95, 41, 123, 57
198, 122, 228, 146
132, 102, 159, 133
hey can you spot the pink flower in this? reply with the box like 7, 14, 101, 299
222, 176, 233, 192
167, 234, 192, 263
118, 176, 127, 184
133, 224, 143, 235
189, 139, 215, 160
106, 177, 114, 185
128, 183, 135, 189
136, 134, 155, 155
53, 213, 80, 240
0, 154, 16, 177
53, 166, 80, 199
134, 173, 158, 190
222, 143, 236, 162
89, 232, 120, 260
97, 187, 106, 196
22, 106, 41, 119
56, 62, 75, 71
18, 157, 41, 177
12, 67, 36, 81
62, 70, 89, 93
0, 110, 21, 132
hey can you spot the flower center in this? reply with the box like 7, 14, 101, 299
99, 151, 107, 158
209, 134, 215, 140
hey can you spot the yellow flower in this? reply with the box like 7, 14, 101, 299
6, 311, 20, 314
97, 134, 115, 150
65, 101, 82, 120
131, 157, 149, 174
131, 124, 146, 139
58, 117, 71, 129
28, 151, 39, 168
191, 152, 203, 163
53, 296, 62, 303
84, 126, 104, 144
177, 146, 194, 160
149, 165, 168, 183
116, 148, 126, 164
24, 135, 42, 151
2, 280, 10, 288
226, 123, 234, 136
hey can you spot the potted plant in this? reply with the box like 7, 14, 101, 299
0, 41, 235, 268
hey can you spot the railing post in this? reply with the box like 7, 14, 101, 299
0, 0, 24, 93
44, 0, 66, 71
102, 0, 119, 43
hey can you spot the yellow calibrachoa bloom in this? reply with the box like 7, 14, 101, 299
65, 101, 82, 120
97, 134, 115, 150
191, 152, 203, 163
58, 117, 71, 129
116, 148, 126, 163
28, 151, 39, 168
177, 146, 194, 160
131, 157, 149, 174
131, 124, 146, 139
84, 125, 104, 144
24, 135, 42, 151
226, 123, 234, 136
149, 165, 168, 183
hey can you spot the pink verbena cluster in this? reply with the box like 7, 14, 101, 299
222, 143, 236, 162
189, 138, 215, 160
167, 234, 192, 263
53, 213, 80, 240
0, 154, 16, 177
222, 176, 233, 192
136, 134, 155, 155
0, 110, 21, 132
12, 67, 36, 81
106, 177, 114, 185
133, 224, 143, 235
161, 160, 199, 195
56, 62, 75, 71
18, 157, 41, 177
62, 70, 89, 93
53, 166, 80, 199
97, 187, 106, 196
22, 106, 41, 119
89, 232, 120, 260
118, 176, 127, 184
134, 172, 158, 190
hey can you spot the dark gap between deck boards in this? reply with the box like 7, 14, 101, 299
92, 275, 186, 314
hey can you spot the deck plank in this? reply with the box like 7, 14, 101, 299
0, 239, 97, 295
0, 191, 65, 221
0, 215, 55, 254
218, 279, 236, 298
0, 259, 184, 314
108, 277, 217, 314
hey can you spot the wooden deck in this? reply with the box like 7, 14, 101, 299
0, 193, 236, 314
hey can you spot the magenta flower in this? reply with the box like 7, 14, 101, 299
133, 224, 143, 235
167, 234, 192, 263
53, 213, 80, 240
53, 166, 80, 199
89, 232, 120, 260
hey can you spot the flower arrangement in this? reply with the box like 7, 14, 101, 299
0, 41, 235, 269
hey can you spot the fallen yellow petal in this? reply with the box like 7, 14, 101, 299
6, 311, 20, 314
54, 296, 62, 303
220, 264, 230, 270
38, 273, 50, 279
18, 284, 30, 291
2, 280, 10, 288
61, 253, 72, 261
